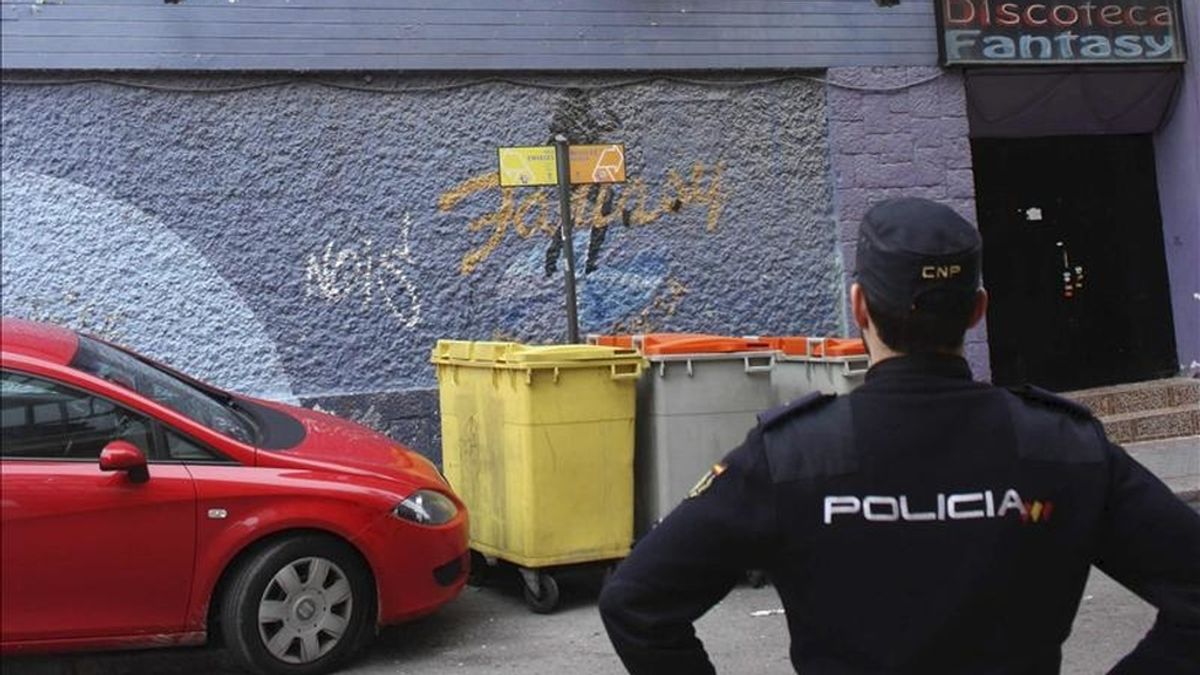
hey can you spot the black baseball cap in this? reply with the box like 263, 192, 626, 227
855, 197, 982, 315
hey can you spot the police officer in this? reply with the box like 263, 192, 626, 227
598, 197, 1200, 674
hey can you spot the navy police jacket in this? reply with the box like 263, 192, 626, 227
599, 354, 1200, 674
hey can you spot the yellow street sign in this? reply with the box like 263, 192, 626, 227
568, 144, 626, 185
497, 143, 627, 187
497, 146, 558, 187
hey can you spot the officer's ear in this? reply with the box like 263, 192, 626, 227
968, 289, 989, 330
850, 283, 871, 331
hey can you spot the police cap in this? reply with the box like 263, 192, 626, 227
855, 197, 982, 315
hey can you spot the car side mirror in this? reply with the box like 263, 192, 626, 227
99, 441, 149, 484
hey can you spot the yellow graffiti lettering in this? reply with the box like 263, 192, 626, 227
439, 162, 727, 275
436, 172, 498, 212
514, 190, 554, 238
590, 185, 623, 229
623, 177, 665, 227
666, 163, 726, 232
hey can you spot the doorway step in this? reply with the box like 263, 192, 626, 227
1066, 378, 1199, 444
1066, 378, 1199, 499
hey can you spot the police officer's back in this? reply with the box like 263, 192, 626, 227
598, 198, 1200, 674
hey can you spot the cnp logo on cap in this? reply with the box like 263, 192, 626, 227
921, 264, 964, 280
855, 197, 981, 314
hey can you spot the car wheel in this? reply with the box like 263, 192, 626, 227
221, 534, 375, 675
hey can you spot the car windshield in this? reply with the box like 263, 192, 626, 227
70, 336, 257, 444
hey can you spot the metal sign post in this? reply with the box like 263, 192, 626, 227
553, 134, 580, 344
496, 140, 625, 344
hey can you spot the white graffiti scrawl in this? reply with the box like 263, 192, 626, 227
304, 213, 423, 328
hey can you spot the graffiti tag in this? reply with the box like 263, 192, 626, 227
438, 162, 727, 275
303, 213, 423, 328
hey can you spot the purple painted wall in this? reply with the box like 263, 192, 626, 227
1153, 3, 1200, 376
826, 67, 989, 381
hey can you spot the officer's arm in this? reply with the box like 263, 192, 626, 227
598, 429, 778, 675
1097, 441, 1200, 675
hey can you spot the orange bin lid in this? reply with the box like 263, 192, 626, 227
587, 334, 636, 348
820, 338, 867, 356
588, 333, 727, 353
759, 336, 866, 357
758, 336, 810, 356
641, 334, 773, 356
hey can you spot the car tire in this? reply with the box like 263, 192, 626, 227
220, 534, 376, 675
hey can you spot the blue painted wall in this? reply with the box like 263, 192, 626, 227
1, 73, 842, 460
1154, 3, 1200, 375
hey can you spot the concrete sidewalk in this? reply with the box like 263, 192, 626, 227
1126, 435, 1200, 499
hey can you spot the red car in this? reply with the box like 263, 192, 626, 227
0, 318, 468, 675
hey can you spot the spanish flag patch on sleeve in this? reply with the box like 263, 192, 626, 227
688, 463, 727, 499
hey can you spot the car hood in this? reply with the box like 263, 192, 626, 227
238, 397, 446, 488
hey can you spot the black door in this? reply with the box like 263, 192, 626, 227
972, 135, 1177, 392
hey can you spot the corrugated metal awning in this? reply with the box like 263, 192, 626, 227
0, 0, 939, 71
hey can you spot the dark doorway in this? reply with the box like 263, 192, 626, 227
972, 135, 1178, 392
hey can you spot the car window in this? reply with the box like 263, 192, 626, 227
164, 429, 231, 463
70, 337, 257, 444
0, 371, 152, 460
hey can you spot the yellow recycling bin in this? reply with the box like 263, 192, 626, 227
431, 340, 644, 612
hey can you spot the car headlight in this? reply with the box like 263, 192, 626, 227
393, 489, 458, 526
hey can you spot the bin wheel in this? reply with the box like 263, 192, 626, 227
523, 573, 560, 614
601, 563, 618, 588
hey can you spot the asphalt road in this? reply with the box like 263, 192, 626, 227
9, 443, 1193, 675
6, 565, 1157, 675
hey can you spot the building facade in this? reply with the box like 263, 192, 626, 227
2, 1, 1194, 462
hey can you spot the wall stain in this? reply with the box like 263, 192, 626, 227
310, 401, 387, 434
303, 212, 422, 328
438, 162, 727, 275
23, 291, 127, 341
611, 276, 689, 334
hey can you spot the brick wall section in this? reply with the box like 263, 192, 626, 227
826, 66, 991, 382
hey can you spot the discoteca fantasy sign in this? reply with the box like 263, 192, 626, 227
937, 1, 1186, 65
